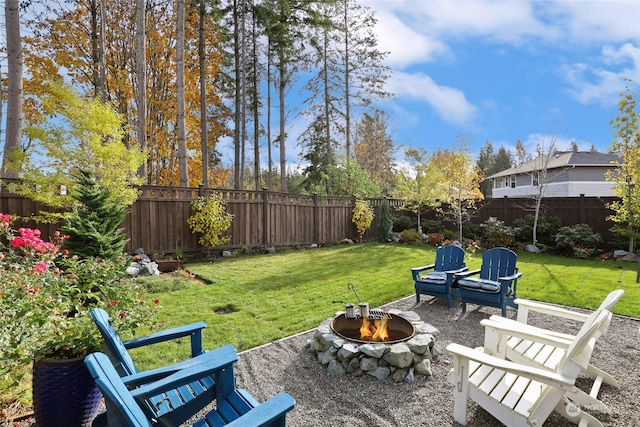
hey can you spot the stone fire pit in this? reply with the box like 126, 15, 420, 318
310, 309, 440, 383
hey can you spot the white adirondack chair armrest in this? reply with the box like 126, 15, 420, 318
410, 264, 436, 273
446, 343, 575, 391
486, 315, 576, 343
481, 318, 574, 349
513, 298, 590, 323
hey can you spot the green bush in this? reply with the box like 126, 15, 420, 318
188, 193, 234, 255
399, 228, 422, 244
512, 214, 562, 245
555, 224, 602, 257
393, 215, 416, 232
420, 219, 444, 234
464, 222, 483, 240
377, 199, 394, 243
480, 217, 514, 248
443, 229, 457, 241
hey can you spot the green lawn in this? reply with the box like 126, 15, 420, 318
131, 243, 639, 370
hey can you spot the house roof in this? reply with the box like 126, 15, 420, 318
486, 150, 621, 179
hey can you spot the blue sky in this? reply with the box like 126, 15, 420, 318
364, 0, 640, 162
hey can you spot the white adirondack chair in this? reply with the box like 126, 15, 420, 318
481, 289, 623, 415
447, 309, 611, 427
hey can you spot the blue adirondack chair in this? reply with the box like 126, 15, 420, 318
410, 245, 467, 308
91, 308, 217, 426
455, 247, 522, 316
85, 349, 296, 427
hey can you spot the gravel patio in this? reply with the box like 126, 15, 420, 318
234, 295, 640, 427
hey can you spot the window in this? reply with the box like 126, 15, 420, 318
532, 172, 539, 187
510, 175, 516, 188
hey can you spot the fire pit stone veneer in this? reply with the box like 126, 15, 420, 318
310, 309, 440, 382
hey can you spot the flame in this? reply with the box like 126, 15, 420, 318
359, 316, 389, 342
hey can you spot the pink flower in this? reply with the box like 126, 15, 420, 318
33, 262, 48, 274
11, 237, 24, 247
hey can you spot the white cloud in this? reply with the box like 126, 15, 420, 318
372, 8, 449, 68
562, 43, 640, 106
387, 71, 477, 126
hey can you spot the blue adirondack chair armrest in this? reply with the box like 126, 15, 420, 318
455, 268, 480, 279
445, 266, 469, 275
498, 272, 523, 283
120, 345, 232, 387
123, 321, 207, 357
410, 264, 436, 281
130, 344, 239, 401
224, 393, 296, 427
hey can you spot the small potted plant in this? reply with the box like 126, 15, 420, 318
0, 215, 158, 427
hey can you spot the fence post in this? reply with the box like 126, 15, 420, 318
580, 194, 585, 223
262, 188, 269, 246
503, 196, 508, 222
313, 193, 319, 244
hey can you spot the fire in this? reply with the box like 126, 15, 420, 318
359, 316, 389, 342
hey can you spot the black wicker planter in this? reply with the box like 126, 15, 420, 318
32, 356, 103, 427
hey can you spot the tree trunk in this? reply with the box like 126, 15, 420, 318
279, 59, 287, 192
176, 0, 189, 186
136, 0, 148, 182
199, 0, 208, 187
233, 0, 242, 189
2, 0, 23, 178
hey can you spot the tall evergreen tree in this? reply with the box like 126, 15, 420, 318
61, 168, 129, 260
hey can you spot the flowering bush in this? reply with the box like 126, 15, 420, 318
0, 213, 158, 405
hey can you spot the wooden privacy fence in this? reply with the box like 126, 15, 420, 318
0, 181, 618, 255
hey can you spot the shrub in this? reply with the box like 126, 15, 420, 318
188, 193, 234, 255
352, 199, 375, 243
512, 214, 562, 246
392, 215, 415, 232
420, 219, 444, 234
443, 229, 457, 241
61, 168, 128, 260
464, 222, 483, 240
555, 224, 602, 257
399, 228, 422, 244
480, 217, 514, 248
377, 199, 394, 243
0, 214, 157, 406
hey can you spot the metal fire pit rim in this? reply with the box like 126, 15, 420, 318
330, 312, 416, 345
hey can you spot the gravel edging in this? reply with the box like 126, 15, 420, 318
234, 296, 640, 427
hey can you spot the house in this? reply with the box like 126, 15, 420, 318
486, 150, 621, 198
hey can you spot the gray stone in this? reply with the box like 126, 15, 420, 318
614, 250, 630, 258
525, 244, 540, 253
415, 323, 441, 339
367, 366, 391, 380
347, 358, 360, 373
327, 359, 345, 376
407, 333, 434, 355
313, 333, 338, 352
404, 368, 415, 383
337, 343, 360, 361
414, 358, 432, 376
126, 266, 141, 277
383, 343, 413, 368
360, 343, 386, 358
392, 368, 409, 382
222, 250, 232, 257
621, 253, 639, 262
359, 357, 378, 371
266, 246, 276, 254
398, 311, 421, 322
